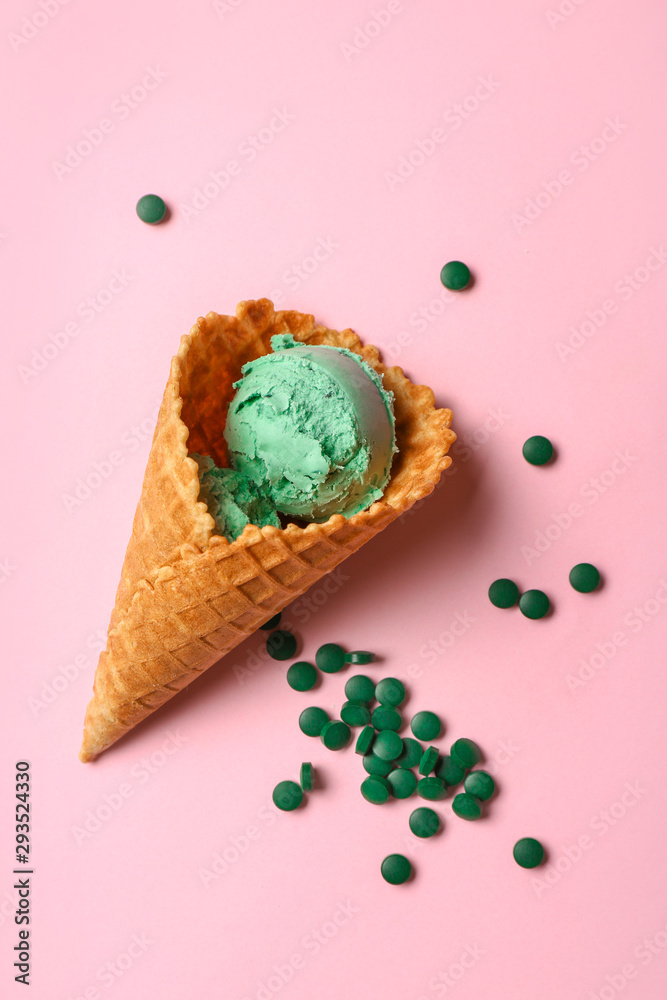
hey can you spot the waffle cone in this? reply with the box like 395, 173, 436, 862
79, 299, 455, 761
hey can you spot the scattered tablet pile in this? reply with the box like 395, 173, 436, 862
268, 624, 543, 884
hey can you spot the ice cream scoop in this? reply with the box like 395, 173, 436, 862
223, 334, 397, 521
192, 454, 280, 541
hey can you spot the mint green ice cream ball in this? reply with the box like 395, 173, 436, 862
223, 335, 397, 522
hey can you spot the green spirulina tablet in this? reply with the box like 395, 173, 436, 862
136, 193, 167, 224
320, 720, 351, 750
417, 777, 447, 801
450, 738, 481, 769
397, 738, 423, 769
300, 762, 313, 792
372, 705, 402, 732
355, 725, 375, 756
440, 260, 471, 290
259, 612, 282, 631
373, 730, 404, 761
345, 650, 375, 664
519, 589, 550, 620
464, 770, 495, 801
435, 756, 465, 786
340, 701, 371, 727
316, 643, 346, 673
298, 707, 329, 738
388, 768, 418, 799
569, 563, 601, 593
409, 807, 440, 838
375, 677, 406, 708
272, 780, 303, 811
411, 711, 442, 741
419, 746, 440, 776
361, 775, 391, 804
381, 854, 412, 885
267, 630, 297, 660
522, 435, 554, 466
286, 661, 317, 692
452, 792, 482, 820
488, 578, 520, 609
363, 753, 393, 777
513, 837, 545, 868
345, 675, 376, 703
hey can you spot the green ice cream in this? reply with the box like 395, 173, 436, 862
192, 454, 280, 541
223, 334, 397, 521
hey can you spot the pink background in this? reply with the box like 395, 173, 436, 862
2, 0, 667, 997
